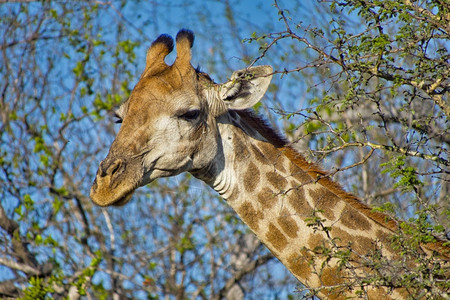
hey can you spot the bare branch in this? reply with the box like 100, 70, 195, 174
0, 257, 39, 276
213, 253, 274, 300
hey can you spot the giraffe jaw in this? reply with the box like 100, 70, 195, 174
90, 179, 137, 207
110, 189, 135, 206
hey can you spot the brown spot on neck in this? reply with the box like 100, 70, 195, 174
266, 223, 288, 252
367, 288, 395, 300
339, 204, 372, 231
266, 170, 288, 190
236, 202, 262, 231
319, 266, 347, 300
309, 188, 339, 221
332, 227, 376, 256
232, 130, 251, 163
288, 185, 313, 216
257, 187, 276, 209
320, 265, 345, 286
243, 162, 260, 193
277, 211, 299, 238
308, 232, 325, 251
286, 250, 313, 281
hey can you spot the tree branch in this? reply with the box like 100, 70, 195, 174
213, 253, 274, 300
0, 257, 39, 276
0, 279, 21, 298
315, 141, 449, 167
0, 204, 38, 269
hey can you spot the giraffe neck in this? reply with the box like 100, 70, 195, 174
193, 110, 404, 299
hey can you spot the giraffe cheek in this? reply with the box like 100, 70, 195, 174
193, 136, 219, 169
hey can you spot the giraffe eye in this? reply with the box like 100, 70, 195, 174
179, 109, 200, 121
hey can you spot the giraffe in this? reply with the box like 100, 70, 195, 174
90, 29, 449, 299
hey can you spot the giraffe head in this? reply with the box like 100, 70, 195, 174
90, 29, 272, 206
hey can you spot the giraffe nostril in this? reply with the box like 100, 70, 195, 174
100, 159, 124, 177
110, 160, 122, 175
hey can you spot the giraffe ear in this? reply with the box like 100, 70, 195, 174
219, 66, 273, 110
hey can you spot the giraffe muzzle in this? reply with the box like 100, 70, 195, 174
90, 157, 137, 207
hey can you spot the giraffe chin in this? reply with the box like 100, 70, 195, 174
90, 181, 136, 207
111, 190, 135, 207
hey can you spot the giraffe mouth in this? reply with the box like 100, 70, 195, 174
111, 189, 135, 206
90, 173, 138, 207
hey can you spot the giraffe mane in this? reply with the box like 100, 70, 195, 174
235, 110, 450, 259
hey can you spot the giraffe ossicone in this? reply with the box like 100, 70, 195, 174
90, 29, 449, 299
